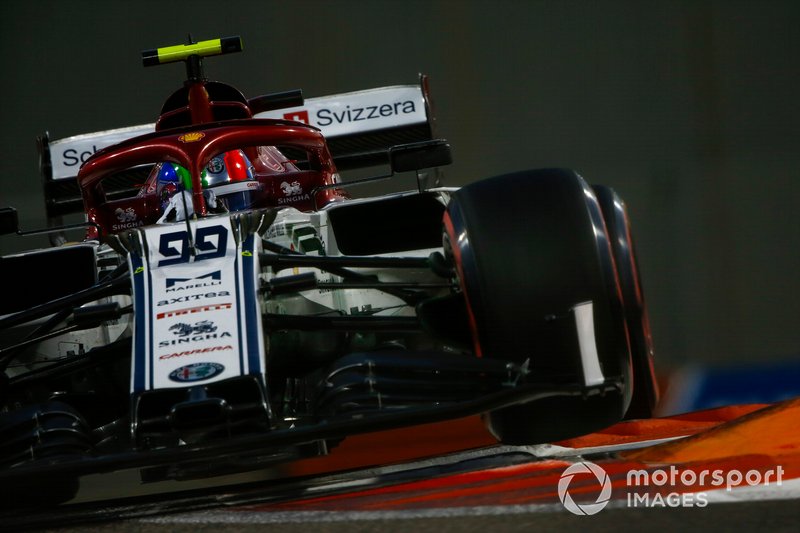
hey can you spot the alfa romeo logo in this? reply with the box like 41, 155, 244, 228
207, 157, 225, 173
558, 461, 612, 515
168, 362, 224, 383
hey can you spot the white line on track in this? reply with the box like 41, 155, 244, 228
141, 480, 800, 525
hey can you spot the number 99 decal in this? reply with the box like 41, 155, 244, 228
158, 225, 229, 266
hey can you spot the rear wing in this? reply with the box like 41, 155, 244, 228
39, 75, 437, 220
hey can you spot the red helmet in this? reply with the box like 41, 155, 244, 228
202, 150, 260, 211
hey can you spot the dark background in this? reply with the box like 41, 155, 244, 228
1, 0, 798, 374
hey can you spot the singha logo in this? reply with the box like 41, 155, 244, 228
170, 320, 218, 337
280, 181, 303, 196
115, 207, 137, 223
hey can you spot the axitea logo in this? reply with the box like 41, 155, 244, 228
558, 461, 612, 516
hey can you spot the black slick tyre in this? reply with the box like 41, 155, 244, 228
592, 185, 659, 419
444, 169, 632, 444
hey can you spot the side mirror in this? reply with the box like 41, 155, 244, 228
389, 140, 452, 173
0, 207, 19, 235
248, 89, 304, 114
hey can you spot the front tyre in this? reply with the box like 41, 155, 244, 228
592, 185, 659, 419
444, 169, 632, 444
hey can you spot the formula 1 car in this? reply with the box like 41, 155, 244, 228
0, 36, 658, 505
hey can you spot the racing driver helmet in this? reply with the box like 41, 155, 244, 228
202, 150, 261, 212
156, 161, 191, 212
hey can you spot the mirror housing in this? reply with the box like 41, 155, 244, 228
0, 207, 19, 236
310, 139, 454, 208
389, 140, 452, 173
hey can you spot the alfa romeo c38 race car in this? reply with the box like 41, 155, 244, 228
0, 36, 658, 505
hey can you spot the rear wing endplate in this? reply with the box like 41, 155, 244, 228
39, 75, 437, 220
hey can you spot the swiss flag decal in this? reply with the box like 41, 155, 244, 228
283, 110, 310, 124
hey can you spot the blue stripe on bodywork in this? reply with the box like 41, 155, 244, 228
129, 252, 147, 393
147, 266, 155, 391
233, 233, 245, 374
241, 234, 262, 373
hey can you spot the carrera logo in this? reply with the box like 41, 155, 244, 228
178, 132, 205, 143
283, 110, 310, 124
159, 345, 233, 360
